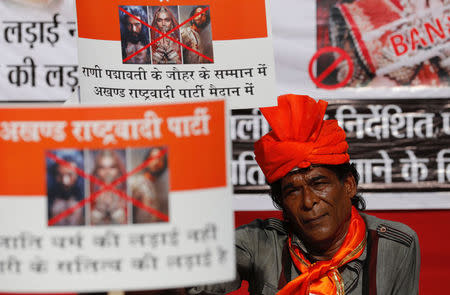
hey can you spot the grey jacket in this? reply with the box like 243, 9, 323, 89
189, 213, 420, 295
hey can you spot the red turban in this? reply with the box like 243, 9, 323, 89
254, 94, 350, 183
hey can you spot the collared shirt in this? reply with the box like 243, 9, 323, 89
189, 213, 420, 295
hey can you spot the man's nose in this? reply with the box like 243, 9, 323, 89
62, 175, 71, 186
303, 188, 319, 209
132, 25, 138, 32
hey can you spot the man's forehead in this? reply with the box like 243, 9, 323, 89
282, 166, 336, 183
128, 15, 141, 22
56, 164, 78, 176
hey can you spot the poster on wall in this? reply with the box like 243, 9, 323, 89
75, 0, 276, 109
231, 99, 450, 210
271, 0, 450, 99
0, 100, 234, 292
0, 0, 78, 102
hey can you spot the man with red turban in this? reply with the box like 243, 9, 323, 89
189, 94, 420, 294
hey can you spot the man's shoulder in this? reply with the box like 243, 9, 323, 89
360, 212, 418, 248
235, 218, 288, 238
181, 26, 193, 34
234, 218, 287, 259
359, 213, 420, 294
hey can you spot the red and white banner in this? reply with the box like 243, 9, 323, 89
75, 0, 276, 109
0, 100, 235, 292
271, 0, 450, 99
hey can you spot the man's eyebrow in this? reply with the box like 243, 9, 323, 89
308, 175, 328, 183
281, 183, 295, 192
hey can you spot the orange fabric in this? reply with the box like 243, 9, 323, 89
278, 207, 366, 295
254, 94, 349, 183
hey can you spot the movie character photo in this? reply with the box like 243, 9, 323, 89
128, 147, 169, 224
119, 5, 151, 64
89, 149, 128, 225
149, 6, 182, 64
47, 150, 85, 226
180, 5, 214, 64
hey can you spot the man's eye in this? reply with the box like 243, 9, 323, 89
283, 189, 299, 199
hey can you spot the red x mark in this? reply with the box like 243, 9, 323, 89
120, 6, 213, 63
47, 149, 169, 226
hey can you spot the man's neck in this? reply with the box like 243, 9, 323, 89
294, 220, 351, 261
306, 236, 347, 261
191, 24, 200, 33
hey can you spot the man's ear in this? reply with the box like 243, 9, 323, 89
344, 174, 357, 199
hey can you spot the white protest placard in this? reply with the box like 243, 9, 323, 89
0, 100, 234, 292
0, 0, 78, 102
75, 0, 276, 109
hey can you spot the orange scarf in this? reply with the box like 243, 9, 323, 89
278, 207, 366, 295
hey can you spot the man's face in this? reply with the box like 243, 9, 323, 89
192, 8, 207, 28
281, 166, 355, 247
96, 156, 120, 184
147, 149, 164, 173
127, 16, 143, 39
156, 10, 172, 33
55, 163, 78, 190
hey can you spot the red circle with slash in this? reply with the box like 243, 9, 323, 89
308, 46, 354, 90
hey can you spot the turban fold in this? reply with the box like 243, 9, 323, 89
254, 94, 350, 183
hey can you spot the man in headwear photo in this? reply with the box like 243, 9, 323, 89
47, 152, 84, 226
150, 6, 182, 64
189, 94, 420, 294
180, 6, 213, 64
119, 6, 151, 64
128, 147, 169, 224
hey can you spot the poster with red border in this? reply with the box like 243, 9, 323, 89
75, 0, 276, 109
0, 100, 234, 292
271, 0, 450, 99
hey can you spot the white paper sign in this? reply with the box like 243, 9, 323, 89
0, 100, 235, 292
75, 0, 277, 109
0, 0, 78, 102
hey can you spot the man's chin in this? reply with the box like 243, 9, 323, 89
195, 22, 208, 29
128, 34, 141, 43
